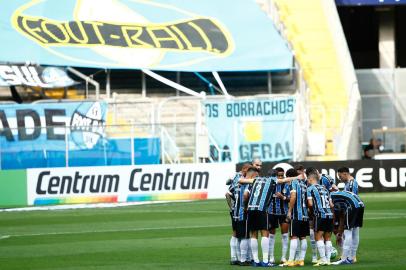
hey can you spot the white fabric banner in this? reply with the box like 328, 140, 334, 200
27, 163, 235, 206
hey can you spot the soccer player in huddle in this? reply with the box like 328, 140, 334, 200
293, 165, 317, 264
331, 190, 364, 265
338, 167, 358, 194
232, 166, 258, 265
244, 168, 277, 267
225, 163, 251, 265
307, 170, 335, 266
284, 168, 309, 267
251, 158, 263, 174
268, 167, 290, 264
320, 174, 339, 193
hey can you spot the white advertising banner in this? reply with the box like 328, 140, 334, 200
27, 163, 235, 206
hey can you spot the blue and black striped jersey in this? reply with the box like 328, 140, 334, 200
268, 183, 290, 215
320, 174, 335, 192
331, 191, 364, 212
344, 179, 359, 195
232, 172, 243, 186
226, 172, 243, 211
307, 184, 334, 219
289, 179, 309, 221
232, 184, 250, 221
227, 183, 236, 213
247, 177, 277, 212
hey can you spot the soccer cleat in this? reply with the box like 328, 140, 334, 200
352, 256, 357, 263
295, 260, 305, 266
312, 257, 318, 264
269, 257, 275, 264
230, 260, 239, 265
259, 262, 270, 267
252, 261, 262, 267
313, 260, 328, 266
267, 262, 277, 267
331, 258, 353, 265
280, 261, 296, 267
239, 261, 252, 266
280, 258, 287, 264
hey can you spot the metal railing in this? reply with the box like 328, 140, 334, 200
0, 92, 310, 170
160, 126, 180, 164
0, 123, 161, 170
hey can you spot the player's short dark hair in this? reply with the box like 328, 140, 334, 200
294, 164, 305, 171
307, 171, 319, 180
305, 167, 318, 176
337, 167, 350, 173
274, 167, 284, 173
286, 168, 298, 177
246, 166, 258, 176
241, 163, 252, 175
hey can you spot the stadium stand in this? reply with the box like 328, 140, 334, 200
266, 0, 352, 158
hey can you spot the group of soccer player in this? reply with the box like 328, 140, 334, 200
226, 159, 364, 267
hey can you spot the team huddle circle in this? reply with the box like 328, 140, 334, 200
226, 162, 363, 267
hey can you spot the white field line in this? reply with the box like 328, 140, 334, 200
0, 201, 189, 212
1, 214, 405, 240
1, 224, 229, 239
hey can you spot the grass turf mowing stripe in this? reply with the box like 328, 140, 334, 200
1, 193, 406, 270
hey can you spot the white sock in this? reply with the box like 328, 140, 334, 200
325, 241, 332, 263
282, 233, 289, 260
310, 229, 317, 260
250, 238, 260, 263
240, 239, 249, 262
351, 227, 360, 259
247, 240, 252, 261
300, 239, 307, 260
288, 238, 298, 262
343, 230, 352, 260
261, 237, 269, 263
230, 236, 238, 261
269, 234, 275, 262
317, 240, 326, 262
295, 245, 300, 261
236, 239, 241, 261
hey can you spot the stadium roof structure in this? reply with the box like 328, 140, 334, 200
0, 0, 292, 97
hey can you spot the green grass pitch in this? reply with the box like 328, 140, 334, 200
0, 192, 406, 269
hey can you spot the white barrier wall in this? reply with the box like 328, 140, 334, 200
27, 163, 235, 206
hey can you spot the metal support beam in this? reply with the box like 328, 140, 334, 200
106, 69, 111, 99
176, 72, 180, 96
212, 71, 229, 96
141, 71, 146, 98
142, 69, 204, 98
67, 67, 100, 99
267, 72, 272, 94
